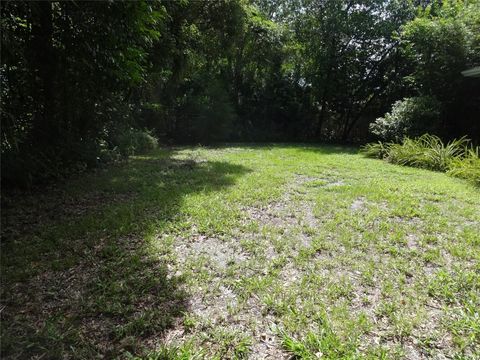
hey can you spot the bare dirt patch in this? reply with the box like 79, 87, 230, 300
351, 197, 367, 212
173, 234, 249, 271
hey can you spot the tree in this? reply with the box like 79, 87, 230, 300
1, 1, 162, 185
394, 0, 480, 140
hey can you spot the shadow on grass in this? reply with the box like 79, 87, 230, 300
1, 149, 251, 359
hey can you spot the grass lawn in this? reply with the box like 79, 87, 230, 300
1, 145, 479, 359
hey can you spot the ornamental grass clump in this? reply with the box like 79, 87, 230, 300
361, 134, 479, 186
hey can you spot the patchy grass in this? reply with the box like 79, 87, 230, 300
1, 144, 479, 359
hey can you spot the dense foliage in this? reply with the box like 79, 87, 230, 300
1, 1, 162, 185
1, 0, 479, 186
369, 96, 441, 142
395, 0, 480, 140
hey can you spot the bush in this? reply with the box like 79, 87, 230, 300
114, 128, 158, 157
360, 134, 479, 186
369, 96, 441, 141
132, 129, 159, 154
359, 142, 391, 159
447, 148, 480, 186
387, 135, 469, 171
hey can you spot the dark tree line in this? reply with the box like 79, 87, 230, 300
1, 0, 479, 186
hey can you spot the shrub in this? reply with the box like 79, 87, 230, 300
386, 138, 425, 167
98, 147, 122, 164
369, 96, 441, 141
131, 129, 159, 154
115, 128, 158, 157
415, 135, 469, 171
360, 134, 479, 186
359, 141, 391, 159
387, 135, 469, 171
447, 148, 480, 186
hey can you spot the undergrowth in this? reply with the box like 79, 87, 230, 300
360, 134, 480, 186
